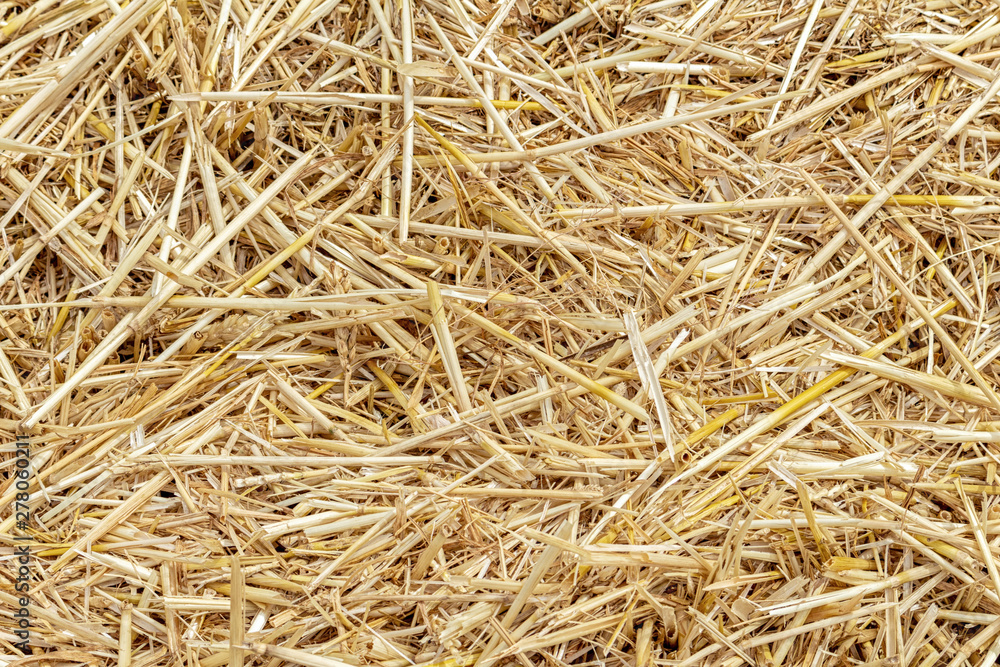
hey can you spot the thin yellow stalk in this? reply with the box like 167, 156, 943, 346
399, 0, 414, 242
556, 194, 989, 220
229, 555, 245, 667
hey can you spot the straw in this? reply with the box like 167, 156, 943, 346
6, 0, 1000, 665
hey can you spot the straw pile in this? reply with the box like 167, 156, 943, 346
3, 0, 1000, 664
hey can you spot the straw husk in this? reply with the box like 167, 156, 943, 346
3, 0, 1000, 665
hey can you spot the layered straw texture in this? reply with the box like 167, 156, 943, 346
3, 0, 1000, 665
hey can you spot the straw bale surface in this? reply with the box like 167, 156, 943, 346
2, 0, 1000, 665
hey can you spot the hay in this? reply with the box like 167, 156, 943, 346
2, 0, 1000, 664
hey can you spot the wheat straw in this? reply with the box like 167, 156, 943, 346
5, 1, 1000, 665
